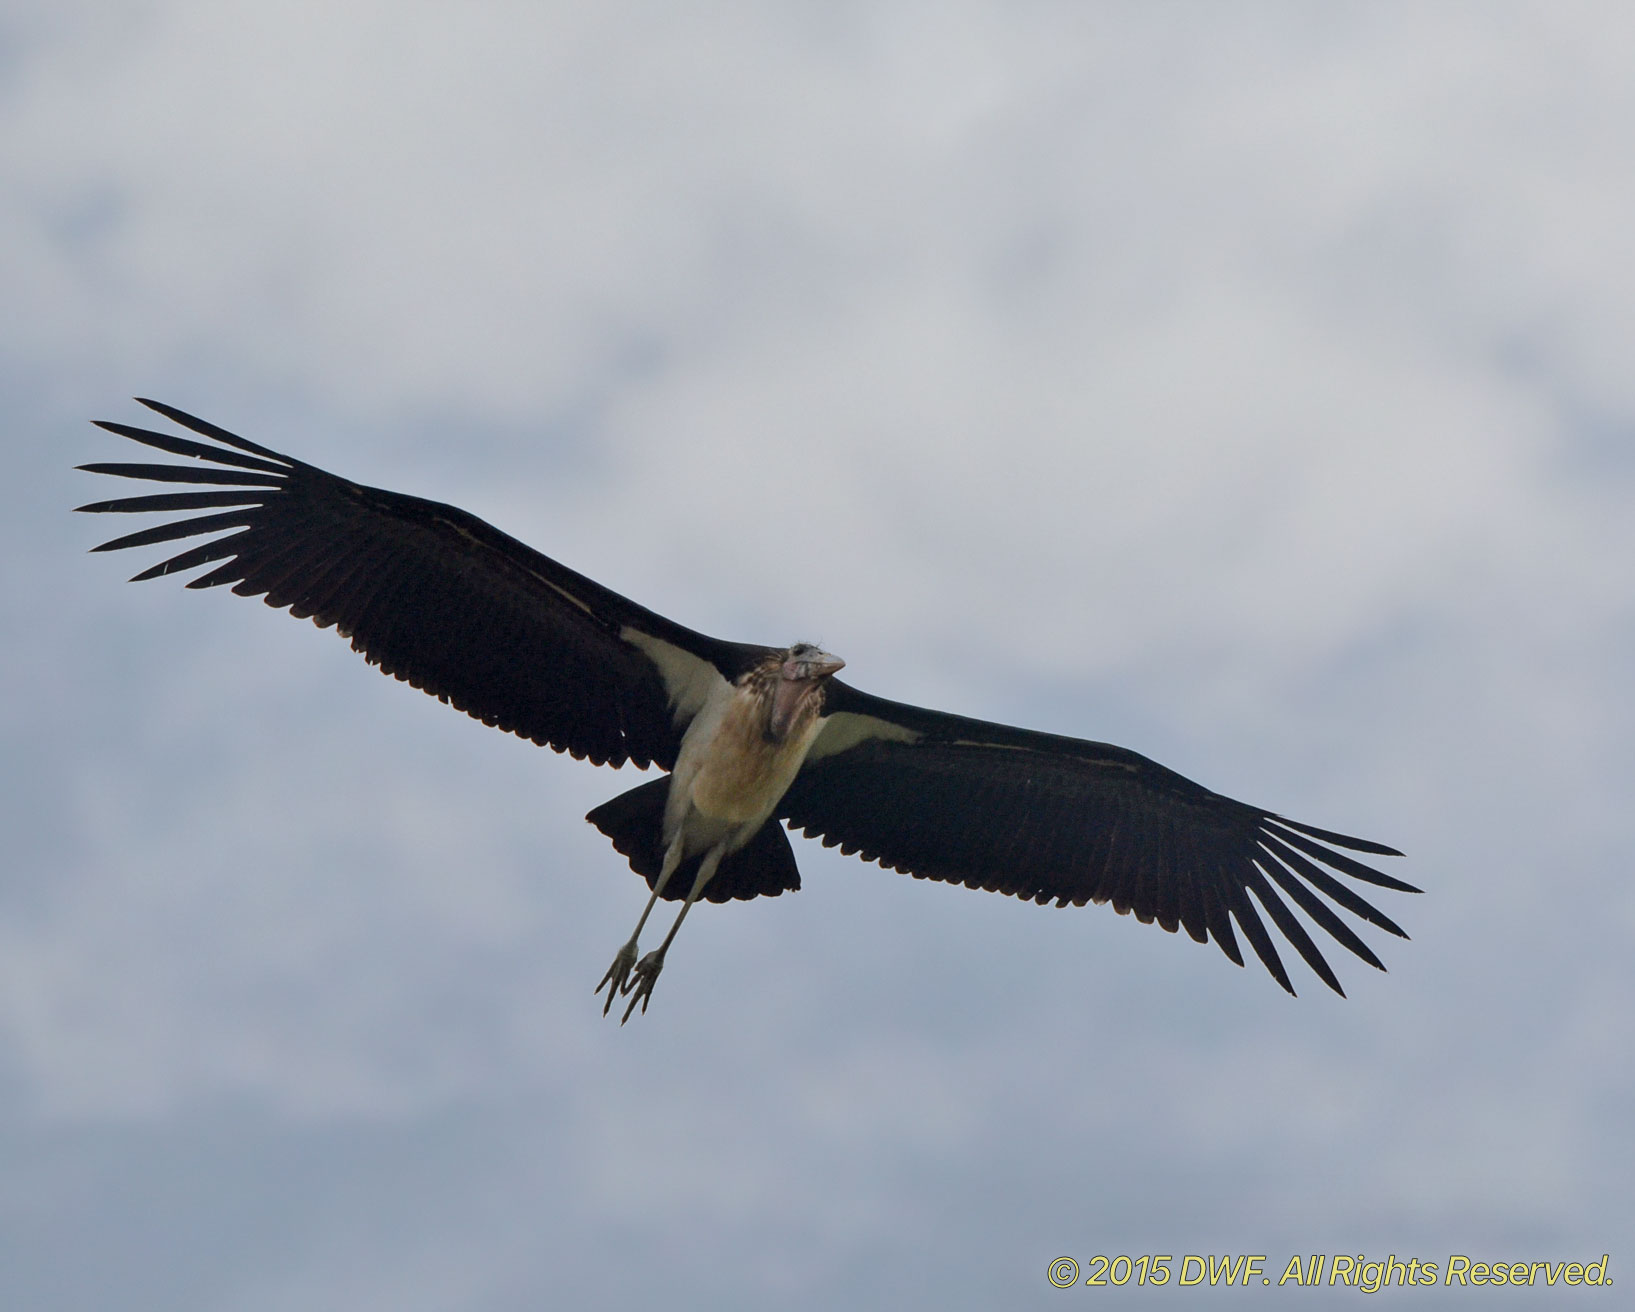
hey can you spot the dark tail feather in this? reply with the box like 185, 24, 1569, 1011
587, 779, 670, 879
586, 779, 801, 903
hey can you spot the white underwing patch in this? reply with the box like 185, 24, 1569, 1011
807, 711, 922, 760
621, 627, 729, 726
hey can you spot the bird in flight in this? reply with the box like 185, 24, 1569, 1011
79, 400, 1416, 1021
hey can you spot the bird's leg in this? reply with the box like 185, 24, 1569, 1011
596, 832, 685, 1014
620, 845, 725, 1024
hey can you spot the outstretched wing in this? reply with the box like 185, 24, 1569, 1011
78, 399, 763, 769
782, 681, 1417, 996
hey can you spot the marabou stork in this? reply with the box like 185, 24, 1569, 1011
78, 400, 1417, 1022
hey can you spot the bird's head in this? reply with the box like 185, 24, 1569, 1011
763, 642, 845, 742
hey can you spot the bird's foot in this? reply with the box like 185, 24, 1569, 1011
595, 940, 639, 1016
619, 948, 666, 1024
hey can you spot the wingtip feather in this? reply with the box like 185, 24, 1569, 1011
1270, 815, 1405, 858
133, 398, 292, 463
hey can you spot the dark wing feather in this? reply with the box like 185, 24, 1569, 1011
781, 681, 1417, 996
78, 400, 761, 769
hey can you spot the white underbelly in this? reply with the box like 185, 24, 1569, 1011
690, 743, 804, 823
666, 678, 824, 850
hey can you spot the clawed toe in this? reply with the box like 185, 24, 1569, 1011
619, 949, 666, 1024
595, 941, 638, 1015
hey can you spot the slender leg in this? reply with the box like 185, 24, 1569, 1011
595, 832, 685, 1014
620, 843, 725, 1024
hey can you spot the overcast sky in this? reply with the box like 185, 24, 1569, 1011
2, 3, 1631, 1308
